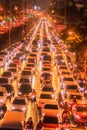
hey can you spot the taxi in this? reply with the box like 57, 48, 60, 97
37, 91, 55, 108
72, 104, 87, 124
66, 92, 85, 107
42, 100, 60, 121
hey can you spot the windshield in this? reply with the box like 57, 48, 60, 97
8, 69, 16, 72
22, 71, 31, 75
13, 99, 25, 105
62, 72, 70, 75
63, 78, 73, 81
0, 58, 3, 61
70, 95, 82, 99
44, 104, 58, 109
67, 85, 77, 90
0, 78, 8, 83
43, 116, 58, 124
77, 106, 87, 112
20, 84, 32, 93
20, 78, 29, 83
0, 92, 3, 96
2, 72, 11, 76
9, 64, 16, 67
42, 87, 53, 92
40, 94, 52, 99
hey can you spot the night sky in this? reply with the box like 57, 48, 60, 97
37, 0, 50, 10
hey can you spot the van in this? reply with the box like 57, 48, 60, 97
0, 111, 25, 130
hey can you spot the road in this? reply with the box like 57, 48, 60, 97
0, 17, 86, 130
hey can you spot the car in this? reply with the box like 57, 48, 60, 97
2, 84, 15, 100
62, 84, 79, 96
40, 73, 52, 83
11, 96, 28, 115
9, 62, 17, 68
42, 101, 60, 118
0, 111, 25, 130
41, 86, 54, 93
41, 47, 50, 55
0, 87, 7, 105
41, 55, 51, 62
18, 77, 30, 88
37, 92, 54, 108
2, 71, 14, 83
7, 68, 18, 79
26, 63, 35, 69
18, 83, 32, 99
42, 115, 59, 129
0, 51, 9, 60
72, 104, 87, 124
60, 71, 71, 76
0, 57, 6, 68
58, 65, 68, 70
66, 92, 85, 107
61, 76, 74, 88
27, 57, 36, 64
42, 67, 51, 73
0, 77, 10, 85
15, 52, 26, 61
21, 70, 32, 83
12, 60, 22, 69
29, 53, 37, 59
58, 66, 69, 75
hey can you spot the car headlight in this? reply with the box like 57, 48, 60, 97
11, 106, 15, 110
8, 93, 11, 96
22, 107, 26, 111
75, 114, 81, 119
42, 113, 45, 116
0, 99, 4, 103
18, 91, 22, 95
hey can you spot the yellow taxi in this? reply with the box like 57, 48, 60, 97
37, 91, 55, 108
42, 100, 60, 117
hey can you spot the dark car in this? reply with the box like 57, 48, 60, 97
18, 78, 30, 88
7, 68, 18, 79
18, 83, 32, 99
2, 84, 15, 100
0, 77, 9, 85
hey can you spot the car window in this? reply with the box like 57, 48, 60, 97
13, 99, 25, 105
0, 78, 8, 83
70, 95, 82, 99
20, 78, 29, 83
67, 85, 77, 89
77, 107, 87, 112
44, 104, 58, 109
0, 92, 3, 96
2, 72, 11, 76
43, 116, 58, 124
42, 87, 53, 92
40, 94, 52, 99
63, 78, 73, 81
